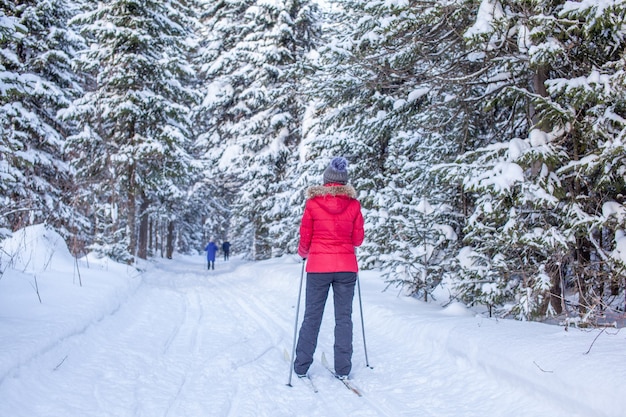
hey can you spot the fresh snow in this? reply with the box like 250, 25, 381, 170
464, 0, 505, 40
1, 225, 624, 417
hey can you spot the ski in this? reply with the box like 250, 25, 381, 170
336, 375, 363, 397
297, 374, 319, 393
321, 353, 363, 397
284, 348, 318, 393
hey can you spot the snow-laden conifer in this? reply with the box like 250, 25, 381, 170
195, 0, 320, 259
63, 0, 200, 261
444, 0, 626, 321
307, 0, 474, 300
0, 0, 85, 242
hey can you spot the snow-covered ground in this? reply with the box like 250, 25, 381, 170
0, 225, 624, 417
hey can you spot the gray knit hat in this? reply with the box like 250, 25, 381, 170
323, 157, 349, 185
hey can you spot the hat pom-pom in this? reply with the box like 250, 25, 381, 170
331, 157, 348, 172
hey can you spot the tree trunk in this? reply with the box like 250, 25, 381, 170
126, 177, 136, 263
160, 220, 164, 258
575, 237, 593, 317
166, 220, 175, 259
137, 193, 149, 260
149, 218, 153, 257
531, 65, 549, 126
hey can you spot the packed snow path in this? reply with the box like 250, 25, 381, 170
1, 255, 622, 417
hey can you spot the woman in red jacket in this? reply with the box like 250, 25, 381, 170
294, 157, 365, 379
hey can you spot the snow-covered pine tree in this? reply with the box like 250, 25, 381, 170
443, 0, 626, 321
439, 0, 572, 319
0, 0, 85, 242
533, 0, 626, 319
306, 0, 475, 298
305, 0, 401, 267
264, 0, 321, 256
195, 0, 320, 259
63, 0, 200, 262
0, 3, 29, 238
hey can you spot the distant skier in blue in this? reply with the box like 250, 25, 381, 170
204, 239, 218, 270
222, 241, 231, 261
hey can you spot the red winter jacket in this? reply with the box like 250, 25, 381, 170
297, 183, 365, 273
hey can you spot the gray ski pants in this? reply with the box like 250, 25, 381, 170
294, 272, 357, 376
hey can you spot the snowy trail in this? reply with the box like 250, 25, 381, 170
0, 254, 621, 417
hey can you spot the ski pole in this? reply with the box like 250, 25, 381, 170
356, 274, 372, 368
287, 259, 306, 386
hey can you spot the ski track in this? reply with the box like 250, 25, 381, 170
0, 256, 594, 417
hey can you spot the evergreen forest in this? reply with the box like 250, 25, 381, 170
1, 0, 625, 325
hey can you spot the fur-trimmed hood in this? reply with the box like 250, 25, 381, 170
305, 184, 357, 200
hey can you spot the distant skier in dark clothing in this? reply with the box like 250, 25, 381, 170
222, 241, 231, 261
294, 157, 365, 380
204, 239, 218, 270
